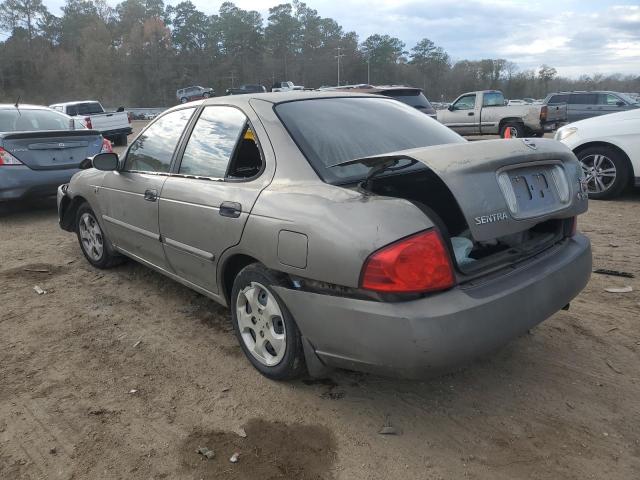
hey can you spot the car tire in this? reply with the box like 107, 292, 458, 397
202, 92, 210, 98
75, 203, 123, 269
500, 122, 525, 138
180, 97, 188, 104
118, 134, 128, 146
230, 263, 306, 380
576, 145, 630, 200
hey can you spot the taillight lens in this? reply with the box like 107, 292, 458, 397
84, 116, 92, 129
0, 147, 23, 166
540, 105, 548, 121
100, 137, 113, 153
361, 229, 455, 293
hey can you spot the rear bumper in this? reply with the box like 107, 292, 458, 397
0, 166, 79, 202
102, 127, 133, 138
275, 234, 591, 378
542, 121, 566, 132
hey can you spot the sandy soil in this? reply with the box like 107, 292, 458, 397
1, 127, 639, 478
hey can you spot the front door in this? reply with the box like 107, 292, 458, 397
158, 105, 271, 294
440, 93, 478, 135
100, 107, 196, 270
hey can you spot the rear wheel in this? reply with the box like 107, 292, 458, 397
230, 264, 305, 380
75, 203, 123, 269
500, 122, 525, 138
180, 97, 188, 104
576, 145, 630, 200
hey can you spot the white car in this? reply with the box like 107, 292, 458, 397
556, 109, 640, 199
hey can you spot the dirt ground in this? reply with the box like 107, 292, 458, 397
1, 124, 639, 479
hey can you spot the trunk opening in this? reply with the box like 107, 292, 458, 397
366, 168, 568, 278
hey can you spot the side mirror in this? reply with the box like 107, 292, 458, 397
92, 153, 119, 171
116, 106, 125, 112
447, 104, 454, 111
616, 101, 625, 107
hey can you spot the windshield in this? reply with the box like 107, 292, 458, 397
66, 102, 103, 116
383, 90, 435, 111
618, 92, 639, 105
0, 108, 75, 132
276, 97, 464, 184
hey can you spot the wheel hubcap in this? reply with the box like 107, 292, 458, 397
236, 282, 286, 366
580, 154, 616, 194
79, 212, 104, 261
508, 127, 519, 137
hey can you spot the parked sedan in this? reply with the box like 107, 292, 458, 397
58, 92, 591, 380
0, 104, 108, 202
556, 108, 640, 199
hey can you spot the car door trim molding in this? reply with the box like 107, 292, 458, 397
163, 236, 215, 261
102, 214, 160, 241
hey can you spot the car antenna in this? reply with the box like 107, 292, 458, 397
14, 96, 21, 115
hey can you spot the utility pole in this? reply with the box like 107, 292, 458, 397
367, 55, 371, 85
335, 47, 345, 86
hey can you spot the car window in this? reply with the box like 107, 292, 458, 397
276, 97, 464, 184
383, 90, 434, 110
568, 94, 597, 105
124, 108, 195, 173
598, 94, 622, 106
482, 92, 504, 107
0, 109, 73, 131
453, 94, 476, 110
548, 94, 569, 104
178, 106, 247, 178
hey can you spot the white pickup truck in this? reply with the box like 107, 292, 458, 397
437, 90, 567, 138
271, 81, 304, 92
49, 101, 132, 146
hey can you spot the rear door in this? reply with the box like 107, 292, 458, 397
567, 93, 598, 121
439, 93, 478, 135
100, 107, 196, 270
158, 105, 271, 294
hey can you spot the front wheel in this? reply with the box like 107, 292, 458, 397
76, 203, 123, 269
576, 145, 630, 200
202, 92, 210, 98
231, 264, 306, 380
180, 97, 188, 104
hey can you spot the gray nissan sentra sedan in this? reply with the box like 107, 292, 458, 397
57, 92, 592, 380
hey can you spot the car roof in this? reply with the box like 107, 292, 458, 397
0, 104, 57, 110
49, 101, 100, 106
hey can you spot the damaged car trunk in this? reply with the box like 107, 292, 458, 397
335, 138, 588, 279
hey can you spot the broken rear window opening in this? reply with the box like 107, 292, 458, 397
275, 97, 464, 185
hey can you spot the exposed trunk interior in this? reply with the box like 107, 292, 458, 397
366, 168, 569, 279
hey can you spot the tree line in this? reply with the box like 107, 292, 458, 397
0, 0, 638, 107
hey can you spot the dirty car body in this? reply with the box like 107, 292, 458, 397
0, 104, 104, 202
58, 92, 591, 379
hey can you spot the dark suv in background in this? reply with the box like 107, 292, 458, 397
545, 91, 639, 122
327, 85, 437, 119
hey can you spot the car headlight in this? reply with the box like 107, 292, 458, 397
555, 126, 577, 142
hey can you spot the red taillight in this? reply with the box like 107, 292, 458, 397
0, 146, 23, 166
540, 105, 548, 121
84, 116, 92, 129
361, 229, 455, 293
101, 137, 113, 153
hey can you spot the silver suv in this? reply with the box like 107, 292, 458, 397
545, 91, 639, 122
176, 86, 214, 104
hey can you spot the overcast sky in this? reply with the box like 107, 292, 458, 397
41, 0, 640, 77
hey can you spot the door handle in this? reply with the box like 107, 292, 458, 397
219, 201, 242, 218
468, 112, 474, 116
144, 189, 158, 202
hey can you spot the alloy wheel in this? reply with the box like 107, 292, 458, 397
235, 282, 287, 366
580, 154, 616, 194
78, 212, 104, 262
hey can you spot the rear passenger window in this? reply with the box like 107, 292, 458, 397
549, 95, 568, 104
178, 106, 262, 179
125, 107, 195, 173
569, 94, 597, 105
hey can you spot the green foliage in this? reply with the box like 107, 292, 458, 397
0, 0, 637, 106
